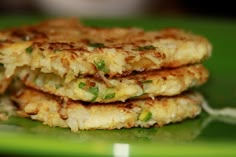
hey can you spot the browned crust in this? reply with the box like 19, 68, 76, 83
0, 18, 212, 78
11, 87, 203, 131
17, 64, 209, 102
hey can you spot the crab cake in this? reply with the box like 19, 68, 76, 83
17, 64, 208, 103
0, 66, 11, 94
12, 88, 203, 131
0, 18, 211, 79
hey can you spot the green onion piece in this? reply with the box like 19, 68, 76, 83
88, 42, 105, 48
88, 86, 99, 101
53, 49, 62, 53
104, 93, 115, 100
134, 45, 156, 51
0, 63, 3, 67
141, 80, 153, 84
139, 110, 152, 122
94, 60, 109, 73
55, 84, 62, 89
78, 82, 86, 89
25, 46, 33, 54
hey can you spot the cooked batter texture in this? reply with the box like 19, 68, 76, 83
12, 88, 203, 131
0, 18, 212, 131
17, 64, 208, 103
0, 19, 211, 80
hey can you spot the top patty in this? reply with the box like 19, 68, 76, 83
0, 18, 211, 79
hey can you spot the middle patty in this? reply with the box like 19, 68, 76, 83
16, 64, 208, 103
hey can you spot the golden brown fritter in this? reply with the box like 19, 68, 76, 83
0, 18, 211, 80
12, 88, 203, 131
17, 64, 208, 103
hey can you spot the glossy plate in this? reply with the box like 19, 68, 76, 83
0, 16, 236, 156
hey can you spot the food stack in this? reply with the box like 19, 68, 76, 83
0, 19, 211, 132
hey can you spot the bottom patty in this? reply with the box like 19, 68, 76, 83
12, 88, 203, 132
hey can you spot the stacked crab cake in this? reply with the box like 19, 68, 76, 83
0, 19, 211, 131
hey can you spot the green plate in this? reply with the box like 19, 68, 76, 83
0, 16, 236, 156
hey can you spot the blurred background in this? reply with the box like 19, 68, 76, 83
0, 0, 235, 19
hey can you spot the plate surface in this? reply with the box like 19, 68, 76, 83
0, 16, 236, 156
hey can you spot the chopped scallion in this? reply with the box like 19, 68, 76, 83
94, 60, 109, 73
53, 49, 62, 53
55, 84, 62, 89
88, 86, 99, 101
78, 82, 87, 89
133, 45, 155, 51
88, 42, 105, 48
104, 93, 115, 100
141, 80, 153, 84
25, 46, 33, 54
139, 110, 152, 122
